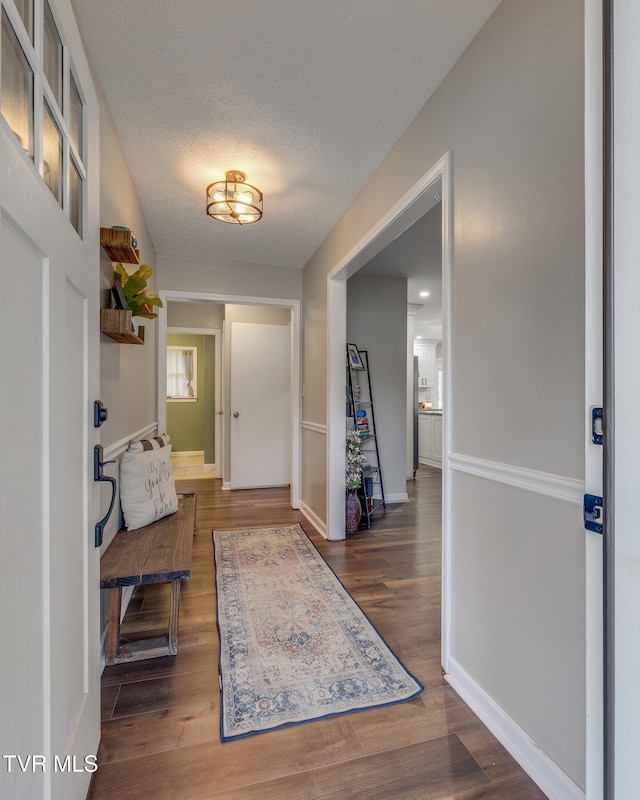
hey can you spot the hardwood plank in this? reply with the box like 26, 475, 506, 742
448, 774, 550, 800
350, 685, 482, 754
100, 642, 217, 687
88, 473, 550, 800
89, 718, 365, 799
196, 736, 489, 800
457, 726, 525, 784
111, 668, 217, 719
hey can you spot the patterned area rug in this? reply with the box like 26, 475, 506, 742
213, 523, 424, 741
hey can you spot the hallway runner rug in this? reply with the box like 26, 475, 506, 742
213, 523, 424, 741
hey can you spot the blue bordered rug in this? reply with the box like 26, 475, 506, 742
213, 522, 424, 741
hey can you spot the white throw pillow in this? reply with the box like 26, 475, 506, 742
127, 433, 171, 453
120, 444, 178, 530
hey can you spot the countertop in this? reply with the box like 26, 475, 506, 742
418, 409, 442, 415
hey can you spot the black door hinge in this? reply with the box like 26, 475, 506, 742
584, 494, 603, 534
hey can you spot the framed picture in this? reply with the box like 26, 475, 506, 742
111, 277, 128, 310
347, 343, 364, 369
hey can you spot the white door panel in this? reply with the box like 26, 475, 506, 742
230, 322, 290, 488
0, 2, 100, 797
0, 218, 47, 800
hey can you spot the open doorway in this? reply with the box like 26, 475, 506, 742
326, 151, 452, 664
352, 195, 443, 479
157, 290, 301, 509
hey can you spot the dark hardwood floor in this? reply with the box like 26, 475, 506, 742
88, 467, 548, 800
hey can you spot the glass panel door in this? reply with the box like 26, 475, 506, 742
1, 9, 33, 157
42, 99, 62, 202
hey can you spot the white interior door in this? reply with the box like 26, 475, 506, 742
230, 321, 291, 488
0, 3, 100, 798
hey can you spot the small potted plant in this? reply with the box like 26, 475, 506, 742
113, 262, 164, 319
345, 428, 366, 532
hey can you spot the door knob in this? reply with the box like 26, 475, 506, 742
217, 410, 224, 416
233, 411, 239, 417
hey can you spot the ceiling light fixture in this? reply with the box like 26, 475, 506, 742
206, 170, 263, 225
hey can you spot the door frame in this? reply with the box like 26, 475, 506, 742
584, 0, 605, 796
326, 151, 453, 660
166, 326, 222, 472
157, 290, 301, 509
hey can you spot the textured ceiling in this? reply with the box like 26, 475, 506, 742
71, 0, 500, 269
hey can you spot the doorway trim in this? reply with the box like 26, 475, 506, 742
157, 290, 301, 509
166, 326, 222, 472
325, 151, 453, 661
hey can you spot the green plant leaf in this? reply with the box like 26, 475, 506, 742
113, 262, 129, 286
123, 274, 147, 299
136, 264, 153, 282
141, 296, 163, 308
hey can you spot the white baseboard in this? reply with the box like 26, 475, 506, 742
172, 450, 204, 457
222, 481, 231, 491
300, 501, 328, 539
203, 463, 215, 471
445, 657, 585, 800
419, 457, 442, 469
384, 492, 409, 503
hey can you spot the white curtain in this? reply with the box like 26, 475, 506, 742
167, 349, 194, 398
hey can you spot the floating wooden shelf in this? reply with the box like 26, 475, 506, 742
100, 227, 140, 264
100, 309, 145, 345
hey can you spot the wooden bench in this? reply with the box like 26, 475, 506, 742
100, 492, 197, 666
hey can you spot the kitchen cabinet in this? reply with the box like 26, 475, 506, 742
413, 342, 437, 387
418, 412, 442, 467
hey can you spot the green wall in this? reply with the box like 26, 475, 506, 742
166, 334, 215, 459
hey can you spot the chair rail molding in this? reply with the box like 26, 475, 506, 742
448, 452, 584, 506
102, 422, 158, 462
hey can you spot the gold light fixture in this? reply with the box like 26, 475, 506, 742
206, 170, 263, 225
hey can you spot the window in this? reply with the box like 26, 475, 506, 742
69, 155, 82, 235
0, 0, 86, 233
69, 70, 82, 157
42, 98, 62, 201
43, 0, 62, 111
167, 347, 197, 401
13, 0, 33, 42
1, 8, 33, 157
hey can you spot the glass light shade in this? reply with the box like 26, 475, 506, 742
206, 170, 263, 225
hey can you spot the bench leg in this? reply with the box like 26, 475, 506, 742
168, 579, 181, 656
106, 587, 122, 666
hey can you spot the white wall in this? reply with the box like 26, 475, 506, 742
99, 93, 158, 455
157, 255, 302, 301
301, 0, 585, 791
167, 301, 223, 329
347, 273, 408, 500
96, 83, 160, 642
